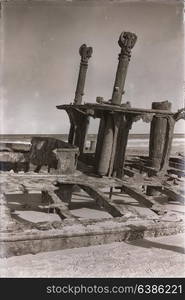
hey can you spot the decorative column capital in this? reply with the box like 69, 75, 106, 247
118, 31, 137, 58
111, 31, 137, 105
79, 44, 93, 64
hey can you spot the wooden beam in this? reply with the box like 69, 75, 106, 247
78, 184, 123, 217
152, 186, 185, 204
167, 168, 185, 177
44, 191, 75, 220
120, 184, 154, 208
119, 183, 167, 214
169, 161, 185, 170
56, 103, 175, 115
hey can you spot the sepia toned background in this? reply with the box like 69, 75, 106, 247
1, 0, 184, 134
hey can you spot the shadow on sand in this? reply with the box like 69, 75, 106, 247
127, 238, 185, 254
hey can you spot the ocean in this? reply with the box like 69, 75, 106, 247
0, 133, 185, 153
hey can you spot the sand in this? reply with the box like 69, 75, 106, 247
0, 189, 184, 278
0, 144, 184, 277
0, 233, 184, 278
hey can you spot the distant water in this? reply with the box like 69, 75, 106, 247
0, 133, 185, 151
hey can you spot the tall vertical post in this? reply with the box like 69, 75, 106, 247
147, 101, 173, 196
113, 114, 133, 178
68, 44, 92, 152
74, 44, 93, 104
96, 114, 114, 176
149, 101, 172, 171
111, 32, 137, 105
95, 32, 137, 176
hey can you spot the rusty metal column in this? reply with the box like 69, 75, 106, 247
113, 114, 133, 178
96, 114, 114, 176
95, 32, 137, 176
111, 32, 137, 105
68, 44, 92, 151
149, 101, 172, 171
147, 101, 173, 196
74, 44, 93, 104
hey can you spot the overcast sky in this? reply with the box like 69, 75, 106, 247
1, 0, 184, 134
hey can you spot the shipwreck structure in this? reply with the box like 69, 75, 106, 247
0, 32, 185, 257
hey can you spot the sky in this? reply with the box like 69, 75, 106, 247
1, 0, 184, 134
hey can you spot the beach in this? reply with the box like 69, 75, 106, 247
0, 134, 185, 277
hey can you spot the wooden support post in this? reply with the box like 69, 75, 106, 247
111, 32, 137, 105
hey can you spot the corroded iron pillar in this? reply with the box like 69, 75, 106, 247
147, 101, 174, 196
149, 101, 173, 171
95, 32, 137, 176
74, 44, 93, 104
113, 114, 133, 178
96, 114, 114, 176
68, 44, 92, 152
111, 31, 137, 105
